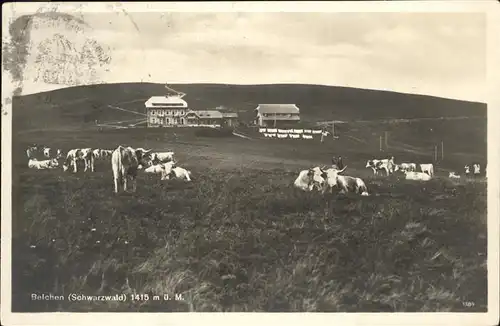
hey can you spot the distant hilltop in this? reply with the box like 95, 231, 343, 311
12, 83, 486, 131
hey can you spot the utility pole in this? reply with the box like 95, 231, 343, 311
380, 136, 383, 152
441, 141, 444, 161
434, 145, 438, 162
384, 131, 388, 149
332, 122, 335, 139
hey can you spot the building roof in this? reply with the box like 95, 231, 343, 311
261, 115, 301, 121
184, 110, 239, 119
222, 112, 238, 118
185, 110, 223, 119
255, 104, 300, 114
145, 96, 188, 108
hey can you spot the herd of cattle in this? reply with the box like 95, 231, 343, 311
294, 155, 488, 196
25, 145, 487, 196
25, 144, 192, 193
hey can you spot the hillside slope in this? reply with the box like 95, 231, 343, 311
12, 83, 486, 131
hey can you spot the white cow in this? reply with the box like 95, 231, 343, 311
151, 151, 175, 164
42, 147, 63, 159
449, 172, 461, 179
92, 149, 113, 160
293, 168, 327, 192
62, 148, 95, 173
144, 163, 166, 174
405, 171, 432, 181
320, 166, 368, 196
28, 158, 59, 170
366, 157, 395, 176
336, 175, 370, 196
473, 163, 481, 175
419, 163, 434, 177
395, 162, 417, 172
161, 164, 192, 182
111, 146, 152, 193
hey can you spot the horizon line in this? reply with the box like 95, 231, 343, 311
11, 81, 487, 105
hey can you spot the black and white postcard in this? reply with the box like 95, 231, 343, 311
2, 1, 499, 326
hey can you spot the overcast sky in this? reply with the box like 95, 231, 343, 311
5, 11, 486, 102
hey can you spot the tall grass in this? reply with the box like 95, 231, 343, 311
12, 165, 487, 312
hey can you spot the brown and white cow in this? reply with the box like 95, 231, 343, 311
111, 146, 153, 193
62, 148, 95, 173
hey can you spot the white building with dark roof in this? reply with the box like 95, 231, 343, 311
184, 110, 239, 127
146, 95, 189, 127
145, 95, 239, 127
255, 104, 301, 127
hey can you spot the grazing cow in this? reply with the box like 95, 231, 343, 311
464, 165, 471, 176
28, 158, 59, 170
419, 163, 434, 177
395, 162, 417, 172
449, 172, 461, 179
151, 151, 175, 164
62, 148, 95, 173
111, 146, 152, 193
92, 149, 101, 159
92, 149, 113, 160
293, 168, 327, 192
366, 157, 395, 176
405, 171, 432, 181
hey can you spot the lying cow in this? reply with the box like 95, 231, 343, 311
366, 157, 395, 176
151, 151, 175, 164
62, 148, 95, 173
319, 166, 369, 196
293, 168, 326, 192
144, 164, 166, 174
405, 171, 431, 181
449, 172, 461, 179
28, 158, 59, 170
160, 162, 192, 182
419, 163, 434, 177
111, 146, 152, 193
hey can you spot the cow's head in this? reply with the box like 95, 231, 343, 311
135, 148, 153, 165
365, 160, 373, 168
161, 161, 176, 180
62, 164, 69, 172
394, 164, 400, 172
